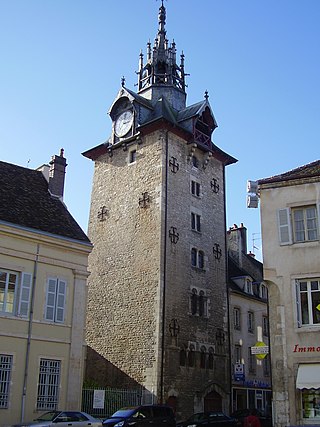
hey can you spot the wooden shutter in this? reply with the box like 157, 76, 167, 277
45, 278, 57, 321
277, 208, 292, 245
55, 279, 66, 323
18, 273, 32, 317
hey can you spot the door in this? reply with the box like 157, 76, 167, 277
204, 391, 222, 412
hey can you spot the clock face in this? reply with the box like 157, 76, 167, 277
114, 110, 133, 137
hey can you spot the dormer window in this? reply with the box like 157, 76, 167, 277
260, 283, 267, 299
245, 279, 253, 295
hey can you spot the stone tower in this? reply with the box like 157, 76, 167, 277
83, 2, 237, 418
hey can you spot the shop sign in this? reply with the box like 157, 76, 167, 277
234, 363, 245, 381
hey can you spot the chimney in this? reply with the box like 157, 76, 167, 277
227, 223, 248, 267
48, 149, 67, 200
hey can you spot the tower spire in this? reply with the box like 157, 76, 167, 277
136, 1, 187, 109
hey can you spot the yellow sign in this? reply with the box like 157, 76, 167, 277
316, 304, 320, 311
252, 341, 268, 360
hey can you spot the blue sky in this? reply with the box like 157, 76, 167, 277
1, 0, 320, 261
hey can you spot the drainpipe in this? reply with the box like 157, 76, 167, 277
160, 129, 169, 404
21, 244, 40, 422
223, 166, 233, 415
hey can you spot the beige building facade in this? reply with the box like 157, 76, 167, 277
0, 153, 92, 426
228, 224, 271, 416
258, 160, 320, 427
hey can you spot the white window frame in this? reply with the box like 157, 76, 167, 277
191, 179, 201, 197
248, 311, 254, 333
37, 358, 61, 410
233, 307, 241, 330
296, 278, 320, 327
0, 269, 32, 317
191, 248, 205, 269
191, 212, 201, 232
0, 354, 13, 408
277, 204, 320, 245
45, 278, 66, 323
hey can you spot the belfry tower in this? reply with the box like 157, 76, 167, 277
83, 2, 237, 417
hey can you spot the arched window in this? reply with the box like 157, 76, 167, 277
208, 347, 214, 370
188, 344, 195, 367
199, 291, 205, 316
191, 289, 198, 315
198, 251, 204, 269
200, 346, 207, 369
179, 347, 186, 366
191, 248, 197, 267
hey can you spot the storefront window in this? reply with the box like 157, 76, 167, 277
302, 390, 320, 419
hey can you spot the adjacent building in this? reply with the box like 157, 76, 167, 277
227, 224, 271, 415
258, 160, 320, 427
0, 151, 92, 426
83, 2, 236, 418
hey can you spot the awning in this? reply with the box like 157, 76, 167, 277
296, 364, 320, 389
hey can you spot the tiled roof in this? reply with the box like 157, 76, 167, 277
258, 159, 320, 185
0, 161, 90, 243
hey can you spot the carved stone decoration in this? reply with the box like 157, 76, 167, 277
211, 178, 220, 193
169, 226, 179, 244
213, 243, 222, 261
97, 206, 108, 222
139, 192, 150, 208
169, 156, 179, 173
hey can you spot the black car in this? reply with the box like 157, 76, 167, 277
103, 405, 176, 427
177, 412, 237, 427
231, 409, 271, 427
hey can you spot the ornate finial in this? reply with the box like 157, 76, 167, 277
204, 90, 209, 100
121, 76, 125, 87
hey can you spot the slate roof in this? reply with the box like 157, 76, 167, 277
0, 161, 90, 243
258, 159, 320, 185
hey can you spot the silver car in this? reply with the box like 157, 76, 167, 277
12, 411, 102, 427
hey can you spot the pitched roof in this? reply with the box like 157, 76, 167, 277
258, 159, 320, 185
0, 161, 90, 243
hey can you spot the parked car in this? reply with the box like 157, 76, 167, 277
12, 410, 103, 427
231, 409, 271, 427
177, 412, 237, 427
103, 405, 176, 427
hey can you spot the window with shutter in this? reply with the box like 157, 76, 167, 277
18, 273, 32, 317
45, 278, 66, 323
277, 208, 292, 245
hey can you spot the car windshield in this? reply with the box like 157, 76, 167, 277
111, 409, 135, 418
36, 411, 60, 421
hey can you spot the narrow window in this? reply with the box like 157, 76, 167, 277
248, 347, 255, 373
192, 156, 198, 168
191, 289, 198, 315
129, 149, 136, 164
235, 344, 242, 363
188, 345, 195, 367
179, 348, 186, 366
248, 311, 254, 333
199, 291, 205, 316
198, 251, 204, 269
233, 307, 241, 330
37, 359, 61, 410
45, 278, 66, 323
200, 346, 207, 369
191, 248, 197, 267
208, 347, 214, 370
191, 180, 201, 197
0, 354, 13, 408
191, 213, 201, 232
